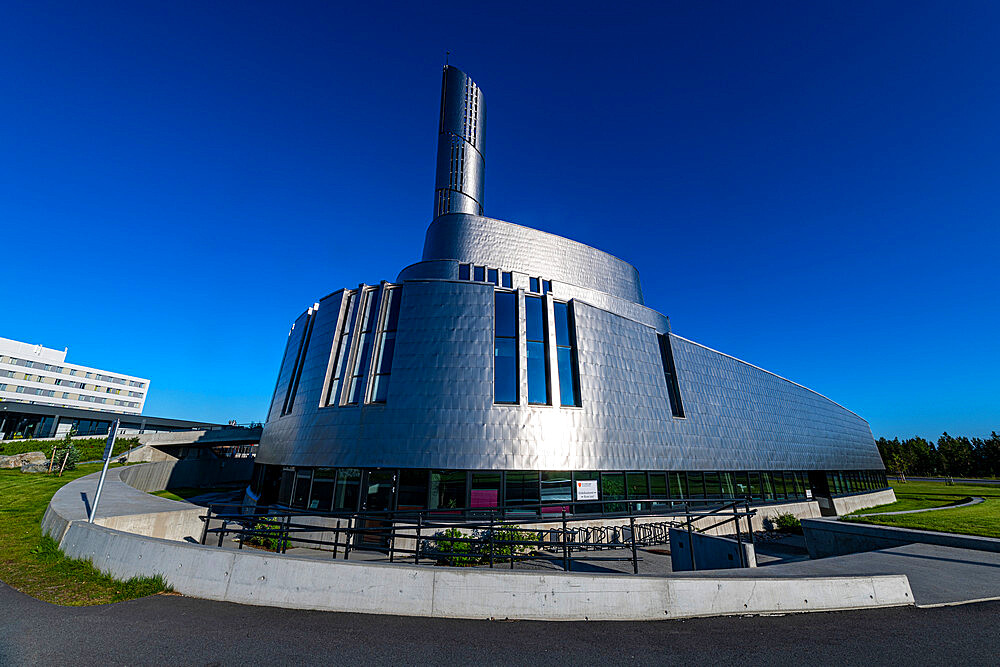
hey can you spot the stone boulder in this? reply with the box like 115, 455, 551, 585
20, 462, 50, 473
0, 451, 48, 469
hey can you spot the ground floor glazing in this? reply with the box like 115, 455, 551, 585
250, 464, 890, 515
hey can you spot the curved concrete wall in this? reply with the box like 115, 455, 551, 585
57, 520, 912, 620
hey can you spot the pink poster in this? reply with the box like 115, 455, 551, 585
471, 489, 498, 508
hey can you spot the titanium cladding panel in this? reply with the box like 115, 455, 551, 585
259, 280, 882, 472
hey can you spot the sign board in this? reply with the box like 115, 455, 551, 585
805, 488, 813, 499
102, 420, 119, 460
575, 479, 599, 501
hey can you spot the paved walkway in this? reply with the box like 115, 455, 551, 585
2, 580, 998, 666
854, 496, 984, 517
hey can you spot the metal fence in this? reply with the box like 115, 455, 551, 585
199, 498, 757, 573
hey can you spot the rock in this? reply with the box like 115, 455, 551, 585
0, 451, 48, 469
20, 463, 50, 473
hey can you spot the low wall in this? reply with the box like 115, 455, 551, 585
41, 461, 246, 544
57, 520, 912, 621
832, 489, 897, 516
669, 528, 756, 571
802, 517, 1000, 559
118, 459, 253, 493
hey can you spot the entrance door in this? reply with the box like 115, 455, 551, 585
807, 471, 836, 516
358, 470, 397, 549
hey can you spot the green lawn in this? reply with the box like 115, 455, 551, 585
0, 464, 168, 605
151, 485, 243, 502
151, 487, 209, 502
844, 479, 1000, 539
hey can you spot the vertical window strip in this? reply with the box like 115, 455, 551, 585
370, 288, 401, 403
657, 334, 685, 418
346, 289, 379, 405
325, 291, 357, 406
285, 308, 316, 414
553, 301, 581, 407
281, 308, 315, 416
494, 291, 518, 404
525, 295, 550, 405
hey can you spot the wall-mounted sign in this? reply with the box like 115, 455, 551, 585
575, 479, 599, 501
805, 489, 813, 499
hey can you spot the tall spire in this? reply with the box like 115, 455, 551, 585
433, 66, 486, 218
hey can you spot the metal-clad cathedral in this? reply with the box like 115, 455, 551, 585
250, 66, 888, 515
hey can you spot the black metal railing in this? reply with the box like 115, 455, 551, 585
198, 497, 757, 573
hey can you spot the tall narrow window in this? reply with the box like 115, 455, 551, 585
370, 287, 401, 403
525, 295, 549, 404
325, 291, 356, 406
487, 268, 498, 285
474, 266, 486, 282
657, 334, 685, 417
494, 291, 518, 404
282, 307, 316, 416
501, 271, 512, 288
346, 289, 378, 405
458, 264, 470, 280
553, 301, 581, 407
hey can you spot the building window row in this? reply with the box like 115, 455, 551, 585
456, 265, 555, 296
458, 263, 514, 288
253, 465, 891, 515
0, 355, 145, 389
0, 383, 140, 408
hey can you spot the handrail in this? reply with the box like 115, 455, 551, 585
198, 497, 757, 574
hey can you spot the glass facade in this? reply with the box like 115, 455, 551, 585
325, 291, 356, 406
657, 334, 684, 418
553, 301, 581, 407
254, 464, 890, 516
494, 291, 518, 404
525, 295, 549, 404
346, 289, 378, 405
370, 288, 401, 403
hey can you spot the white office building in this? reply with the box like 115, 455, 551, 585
0, 336, 149, 415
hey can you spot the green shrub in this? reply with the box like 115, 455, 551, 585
428, 527, 480, 566
771, 512, 803, 534
426, 525, 542, 566
243, 518, 289, 552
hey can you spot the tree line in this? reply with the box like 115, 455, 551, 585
877, 432, 1000, 478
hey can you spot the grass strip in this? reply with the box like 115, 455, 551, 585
843, 480, 1000, 539
0, 464, 170, 605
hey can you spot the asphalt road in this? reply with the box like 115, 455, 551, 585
2, 582, 998, 666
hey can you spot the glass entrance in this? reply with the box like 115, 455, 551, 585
359, 470, 397, 549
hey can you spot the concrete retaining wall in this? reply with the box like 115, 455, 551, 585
669, 528, 756, 571
803, 517, 1000, 559
832, 489, 897, 516
118, 459, 252, 493
42, 464, 217, 544
57, 520, 912, 621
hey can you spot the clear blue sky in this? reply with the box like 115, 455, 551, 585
2, 1, 997, 438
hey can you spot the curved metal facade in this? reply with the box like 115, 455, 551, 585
257, 66, 884, 479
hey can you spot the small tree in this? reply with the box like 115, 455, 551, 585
53, 434, 80, 472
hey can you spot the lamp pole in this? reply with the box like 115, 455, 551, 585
88, 419, 119, 523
